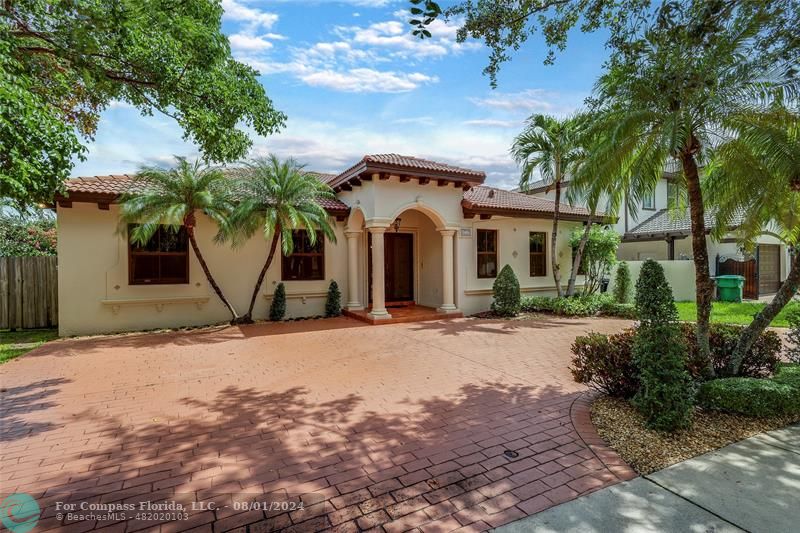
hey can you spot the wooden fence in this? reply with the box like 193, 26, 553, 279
717, 256, 758, 299
0, 256, 58, 329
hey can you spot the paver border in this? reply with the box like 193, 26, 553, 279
570, 392, 637, 482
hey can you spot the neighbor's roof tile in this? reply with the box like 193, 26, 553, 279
625, 207, 745, 237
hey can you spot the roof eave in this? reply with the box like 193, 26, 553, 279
55, 190, 351, 219
462, 200, 614, 223
330, 161, 485, 190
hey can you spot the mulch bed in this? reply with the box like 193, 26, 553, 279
591, 396, 800, 475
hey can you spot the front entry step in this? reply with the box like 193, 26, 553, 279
343, 305, 463, 325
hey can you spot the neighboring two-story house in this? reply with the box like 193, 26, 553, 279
525, 169, 792, 300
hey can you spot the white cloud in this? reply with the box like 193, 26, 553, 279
222, 0, 278, 30
392, 116, 436, 125
230, 9, 478, 93
107, 100, 134, 110
470, 89, 556, 113
462, 119, 521, 128
301, 68, 437, 92
243, 115, 522, 188
229, 33, 274, 51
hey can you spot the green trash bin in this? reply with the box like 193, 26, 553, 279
715, 275, 746, 302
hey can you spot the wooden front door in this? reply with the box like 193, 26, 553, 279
758, 244, 781, 295
368, 233, 414, 305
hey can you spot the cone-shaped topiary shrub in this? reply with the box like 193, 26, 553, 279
613, 261, 632, 304
632, 259, 694, 432
269, 282, 286, 321
325, 280, 342, 317
492, 264, 521, 317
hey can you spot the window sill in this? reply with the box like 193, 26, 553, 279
102, 296, 210, 315
463, 284, 585, 296
264, 291, 327, 300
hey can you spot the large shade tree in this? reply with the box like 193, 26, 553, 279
119, 158, 239, 320
1, 0, 286, 206
225, 156, 337, 324
408, 0, 799, 87
705, 105, 800, 374
512, 114, 585, 296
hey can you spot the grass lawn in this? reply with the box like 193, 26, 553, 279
0, 328, 58, 364
676, 300, 800, 328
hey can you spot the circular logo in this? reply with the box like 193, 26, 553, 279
0, 493, 40, 533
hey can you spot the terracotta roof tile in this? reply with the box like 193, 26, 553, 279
361, 154, 486, 179
330, 154, 486, 188
463, 186, 601, 219
62, 171, 349, 213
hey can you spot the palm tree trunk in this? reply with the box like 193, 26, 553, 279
729, 246, 800, 375
239, 228, 281, 323
566, 210, 595, 296
552, 179, 564, 297
185, 226, 239, 321
681, 145, 714, 377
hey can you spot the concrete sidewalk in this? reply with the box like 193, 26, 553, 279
496, 424, 800, 533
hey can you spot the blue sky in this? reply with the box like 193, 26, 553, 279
73, 0, 611, 189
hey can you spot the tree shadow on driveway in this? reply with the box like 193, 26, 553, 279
6, 381, 628, 532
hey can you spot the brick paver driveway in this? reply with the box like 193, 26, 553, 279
0, 316, 634, 533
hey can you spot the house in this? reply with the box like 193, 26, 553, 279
525, 169, 793, 300
54, 154, 605, 336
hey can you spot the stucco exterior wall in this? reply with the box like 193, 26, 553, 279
57, 174, 594, 335
455, 216, 585, 315
57, 203, 349, 336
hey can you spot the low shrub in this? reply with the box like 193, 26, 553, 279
520, 293, 629, 317
570, 329, 638, 398
325, 280, 342, 317
553, 294, 610, 316
269, 282, 286, 321
773, 363, 800, 387
520, 295, 557, 313
681, 323, 781, 379
697, 365, 800, 417
600, 301, 638, 319
492, 265, 521, 317
571, 323, 781, 391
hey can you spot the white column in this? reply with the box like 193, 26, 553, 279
345, 230, 363, 310
438, 229, 458, 313
367, 227, 391, 319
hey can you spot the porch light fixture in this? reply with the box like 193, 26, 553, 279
392, 217, 402, 232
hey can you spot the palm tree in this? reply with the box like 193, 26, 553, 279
512, 114, 584, 297
704, 106, 800, 374
225, 155, 337, 324
119, 158, 239, 320
573, 15, 796, 367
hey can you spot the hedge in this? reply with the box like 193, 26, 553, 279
696, 365, 800, 417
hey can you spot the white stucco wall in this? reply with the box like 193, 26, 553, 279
57, 203, 349, 336
607, 259, 697, 302
455, 216, 585, 315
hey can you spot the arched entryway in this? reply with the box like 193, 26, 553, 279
368, 208, 440, 307
345, 204, 458, 321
